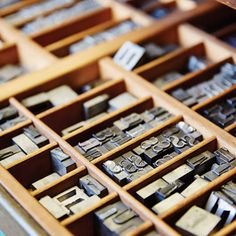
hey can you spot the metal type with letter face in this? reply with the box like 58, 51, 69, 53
0, 145, 22, 161
205, 191, 230, 213
12, 134, 39, 154
121, 152, 153, 183
162, 164, 194, 184
0, 116, 27, 131
171, 63, 236, 107
143, 43, 166, 60
0, 151, 25, 167
113, 41, 146, 71
61, 112, 107, 135
53, 187, 89, 209
110, 132, 132, 146
69, 20, 138, 54
51, 147, 70, 162
201, 96, 236, 128
152, 192, 185, 215
221, 181, 236, 204
31, 173, 61, 190
94, 127, 116, 143
103, 159, 129, 185
0, 64, 25, 84
181, 176, 209, 198
176, 206, 221, 236
188, 56, 207, 72
0, 106, 18, 123
205, 190, 236, 225
95, 201, 143, 236
83, 94, 109, 119
153, 153, 176, 167
69, 195, 100, 214
51, 147, 76, 176
108, 92, 137, 111
203, 170, 219, 182
186, 151, 216, 175
78, 138, 101, 153
136, 178, 169, 205
153, 71, 183, 89
114, 113, 143, 131
133, 137, 159, 156
21, 92, 53, 114
126, 123, 152, 138
214, 147, 236, 164
21, 0, 102, 35
5, 0, 75, 23
62, 121, 86, 136
23, 125, 49, 147
39, 196, 68, 220
47, 85, 78, 106
79, 175, 108, 197
58, 158, 76, 176
215, 197, 236, 225
155, 180, 184, 201
83, 147, 105, 161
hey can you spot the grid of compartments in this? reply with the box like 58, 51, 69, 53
0, 1, 235, 236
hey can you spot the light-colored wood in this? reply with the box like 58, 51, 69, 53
0, 2, 235, 235
124, 138, 216, 192
9, 91, 180, 236
0, 164, 73, 236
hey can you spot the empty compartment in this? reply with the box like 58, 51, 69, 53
216, 24, 236, 50
189, 4, 236, 34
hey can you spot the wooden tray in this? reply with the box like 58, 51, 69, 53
0, 0, 235, 235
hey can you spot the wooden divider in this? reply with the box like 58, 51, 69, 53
0, 1, 235, 235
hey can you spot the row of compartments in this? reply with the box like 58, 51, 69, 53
0, 2, 225, 90
1, 24, 236, 138
0, 60, 235, 234
116, 0, 236, 54
0, 0, 151, 46
0, 0, 217, 54
1, 0, 235, 62
5, 126, 236, 236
